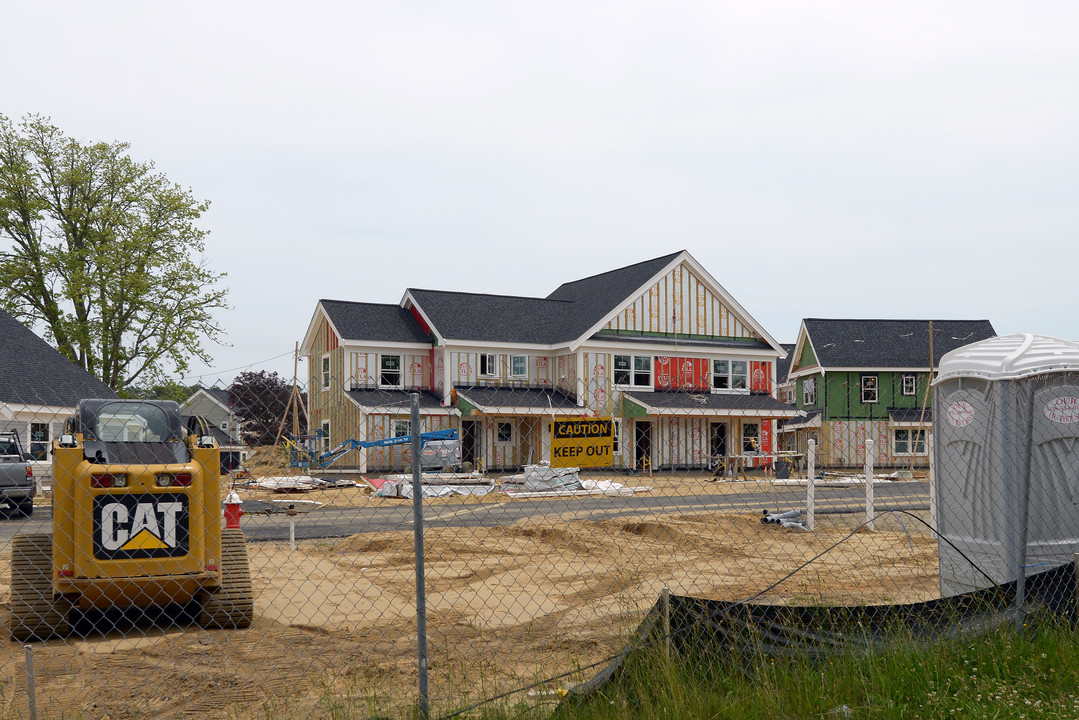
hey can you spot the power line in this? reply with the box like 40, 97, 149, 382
180, 349, 300, 382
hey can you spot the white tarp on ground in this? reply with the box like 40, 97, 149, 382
501, 462, 582, 491
375, 481, 494, 498
239, 476, 359, 492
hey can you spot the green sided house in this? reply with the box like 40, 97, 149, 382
300, 250, 801, 473
780, 318, 997, 468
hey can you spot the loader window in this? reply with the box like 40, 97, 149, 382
95, 404, 173, 443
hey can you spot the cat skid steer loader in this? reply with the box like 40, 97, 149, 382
9, 399, 253, 640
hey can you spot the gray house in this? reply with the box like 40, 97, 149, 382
180, 387, 248, 471
0, 310, 117, 481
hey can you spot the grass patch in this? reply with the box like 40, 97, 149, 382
527, 619, 1079, 720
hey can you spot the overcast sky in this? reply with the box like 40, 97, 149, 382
4, 2, 1078, 387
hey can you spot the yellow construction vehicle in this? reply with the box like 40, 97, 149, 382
9, 399, 253, 640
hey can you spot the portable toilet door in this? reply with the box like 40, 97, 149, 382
933, 333, 1079, 599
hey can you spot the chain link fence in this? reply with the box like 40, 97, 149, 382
2, 355, 1077, 719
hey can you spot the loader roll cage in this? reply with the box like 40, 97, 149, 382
62, 399, 208, 466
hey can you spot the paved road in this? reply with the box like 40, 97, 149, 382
0, 481, 930, 544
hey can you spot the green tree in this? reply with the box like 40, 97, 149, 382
0, 113, 228, 391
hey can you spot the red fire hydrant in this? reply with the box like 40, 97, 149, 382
224, 490, 243, 529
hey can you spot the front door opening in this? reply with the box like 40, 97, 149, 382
634, 421, 652, 471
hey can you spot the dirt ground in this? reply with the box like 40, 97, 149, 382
0, 460, 940, 720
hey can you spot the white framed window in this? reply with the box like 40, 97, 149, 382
220, 421, 229, 431
894, 428, 927, 455
321, 354, 331, 390
320, 421, 331, 454
29, 422, 50, 461
902, 373, 917, 396
380, 355, 402, 388
479, 353, 499, 377
861, 375, 879, 404
509, 355, 528, 378
803, 377, 817, 406
393, 419, 411, 438
614, 355, 652, 387
496, 421, 513, 443
712, 360, 748, 392
612, 418, 622, 454
741, 422, 760, 454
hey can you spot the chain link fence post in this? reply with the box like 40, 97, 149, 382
410, 392, 430, 719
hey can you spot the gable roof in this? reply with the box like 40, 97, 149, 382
404, 290, 573, 345
319, 300, 431, 345
184, 386, 231, 412
796, 319, 997, 372
404, 253, 688, 346
544, 251, 685, 341
0, 310, 118, 407
775, 343, 796, 383
312, 250, 782, 354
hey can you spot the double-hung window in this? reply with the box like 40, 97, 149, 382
394, 419, 411, 438
496, 421, 513, 443
380, 355, 402, 388
29, 422, 50, 461
861, 375, 879, 404
902, 373, 917, 397
742, 422, 760, 454
712, 360, 748, 391
803, 377, 817, 406
894, 429, 927, 455
320, 421, 331, 454
321, 355, 331, 390
509, 355, 528, 379
614, 355, 651, 387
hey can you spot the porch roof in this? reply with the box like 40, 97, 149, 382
346, 389, 453, 414
621, 391, 803, 418
455, 386, 581, 416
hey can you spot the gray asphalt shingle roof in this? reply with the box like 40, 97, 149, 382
889, 407, 933, 423
0, 310, 117, 406
321, 301, 432, 344
346, 389, 447, 411
622, 391, 803, 415
455, 386, 579, 411
544, 250, 683, 340
326, 251, 687, 346
775, 343, 795, 382
405, 290, 574, 344
803, 319, 997, 369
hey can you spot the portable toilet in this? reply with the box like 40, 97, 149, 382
933, 333, 1079, 598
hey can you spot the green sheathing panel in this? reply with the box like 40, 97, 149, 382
822, 371, 933, 421
456, 396, 479, 415
887, 371, 931, 409
798, 342, 818, 368
620, 395, 650, 418
795, 373, 823, 412
823, 372, 889, 421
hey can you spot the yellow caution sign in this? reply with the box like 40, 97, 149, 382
551, 418, 613, 468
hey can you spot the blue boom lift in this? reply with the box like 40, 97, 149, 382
286, 428, 458, 469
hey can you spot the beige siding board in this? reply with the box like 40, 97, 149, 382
597, 262, 762, 339
433, 347, 446, 396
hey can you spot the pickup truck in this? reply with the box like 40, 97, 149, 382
0, 430, 35, 518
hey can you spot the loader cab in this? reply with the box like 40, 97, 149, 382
70, 399, 191, 465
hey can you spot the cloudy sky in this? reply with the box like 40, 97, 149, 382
4, 2, 1077, 386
